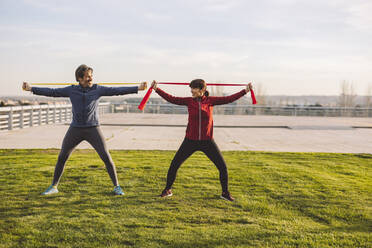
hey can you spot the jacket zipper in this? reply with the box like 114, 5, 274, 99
198, 100, 201, 140
82, 90, 86, 125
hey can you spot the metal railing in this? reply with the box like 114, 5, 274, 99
0, 103, 111, 131
113, 103, 372, 118
1, 102, 371, 132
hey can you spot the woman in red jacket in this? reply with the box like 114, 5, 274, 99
152, 79, 253, 201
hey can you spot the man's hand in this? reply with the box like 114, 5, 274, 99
22, 82, 32, 91
246, 82, 253, 93
138, 82, 147, 91
151, 80, 158, 90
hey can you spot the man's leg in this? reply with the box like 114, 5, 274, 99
42, 127, 83, 195
52, 127, 84, 186
85, 126, 119, 187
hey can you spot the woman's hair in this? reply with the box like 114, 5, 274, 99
189, 79, 209, 97
75, 64, 93, 82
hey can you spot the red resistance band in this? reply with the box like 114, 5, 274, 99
138, 82, 257, 110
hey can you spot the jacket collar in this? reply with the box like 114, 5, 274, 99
77, 83, 96, 92
193, 94, 207, 102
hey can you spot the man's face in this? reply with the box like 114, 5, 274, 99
78, 70, 93, 87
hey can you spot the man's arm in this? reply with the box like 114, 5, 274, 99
99, 82, 147, 96
23, 82, 70, 97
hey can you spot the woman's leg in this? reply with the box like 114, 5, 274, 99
200, 139, 229, 193
52, 127, 84, 186
85, 126, 119, 186
165, 138, 197, 190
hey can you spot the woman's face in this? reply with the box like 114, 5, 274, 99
191, 87, 205, 98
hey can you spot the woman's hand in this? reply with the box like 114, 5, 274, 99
22, 82, 32, 91
138, 82, 147, 91
246, 82, 253, 93
151, 80, 158, 90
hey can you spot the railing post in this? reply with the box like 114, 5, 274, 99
30, 106, 34, 127
66, 106, 69, 121
53, 103, 56, 124
38, 106, 42, 126
59, 105, 62, 123
8, 107, 13, 130
46, 106, 50, 124
20, 106, 24, 129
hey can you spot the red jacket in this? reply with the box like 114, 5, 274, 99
155, 88, 247, 140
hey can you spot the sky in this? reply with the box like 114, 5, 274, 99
0, 0, 371, 97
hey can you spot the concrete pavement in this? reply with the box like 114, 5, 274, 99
0, 113, 371, 153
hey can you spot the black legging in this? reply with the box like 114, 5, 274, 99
165, 138, 229, 192
52, 126, 119, 186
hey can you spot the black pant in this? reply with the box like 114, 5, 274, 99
165, 138, 229, 192
52, 126, 119, 186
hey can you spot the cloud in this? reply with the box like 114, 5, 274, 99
346, 1, 372, 30
0, 0, 371, 96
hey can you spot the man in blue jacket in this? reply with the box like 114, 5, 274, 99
22, 64, 147, 195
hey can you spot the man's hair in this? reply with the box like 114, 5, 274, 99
75, 64, 93, 82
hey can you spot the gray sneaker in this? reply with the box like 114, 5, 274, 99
41, 185, 59, 195
113, 186, 124, 195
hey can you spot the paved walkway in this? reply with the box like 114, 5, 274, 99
1, 113, 371, 153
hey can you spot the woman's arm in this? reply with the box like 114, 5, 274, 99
152, 81, 189, 106
209, 83, 253, 106
209, 90, 247, 105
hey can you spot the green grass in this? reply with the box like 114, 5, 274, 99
0, 149, 371, 248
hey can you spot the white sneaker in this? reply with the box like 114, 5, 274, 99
41, 185, 59, 195
113, 185, 124, 195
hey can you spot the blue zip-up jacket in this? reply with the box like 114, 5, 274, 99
31, 84, 138, 127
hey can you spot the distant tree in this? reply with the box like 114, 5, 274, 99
365, 84, 372, 108
338, 80, 357, 107
210, 84, 224, 97
254, 82, 267, 106
210, 84, 225, 114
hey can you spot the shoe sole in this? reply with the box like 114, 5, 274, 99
220, 195, 234, 201
161, 193, 173, 198
41, 191, 58, 195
